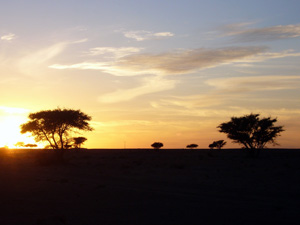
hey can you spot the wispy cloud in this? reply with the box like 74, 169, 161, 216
18, 42, 69, 76
98, 76, 177, 103
114, 47, 268, 75
222, 23, 300, 42
151, 94, 224, 109
20, 43, 67, 65
94, 120, 152, 127
50, 62, 112, 70
72, 38, 88, 44
50, 46, 142, 76
50, 46, 270, 76
123, 30, 174, 41
18, 39, 87, 75
0, 106, 29, 114
233, 50, 300, 66
205, 75, 300, 93
87, 47, 142, 58
1, 33, 16, 41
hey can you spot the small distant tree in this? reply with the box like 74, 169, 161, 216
151, 142, 164, 150
218, 113, 284, 157
73, 137, 87, 149
208, 140, 226, 150
186, 144, 198, 149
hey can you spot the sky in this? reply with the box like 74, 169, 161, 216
0, 0, 300, 149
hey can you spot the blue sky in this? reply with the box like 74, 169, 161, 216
0, 0, 299, 148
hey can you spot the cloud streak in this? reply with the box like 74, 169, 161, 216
1, 33, 16, 41
16, 39, 87, 76
233, 50, 300, 64
151, 94, 224, 109
223, 23, 300, 42
86, 47, 142, 58
18, 42, 69, 76
0, 106, 29, 114
123, 30, 174, 41
115, 47, 268, 75
205, 75, 300, 93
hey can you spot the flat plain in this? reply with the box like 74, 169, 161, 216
0, 148, 299, 225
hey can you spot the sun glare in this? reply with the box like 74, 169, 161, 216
0, 113, 42, 149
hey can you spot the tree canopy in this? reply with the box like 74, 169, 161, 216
151, 142, 164, 149
218, 113, 284, 153
186, 144, 198, 149
20, 108, 93, 150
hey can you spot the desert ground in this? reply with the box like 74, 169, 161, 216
0, 148, 299, 225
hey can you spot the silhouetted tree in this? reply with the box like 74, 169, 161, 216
209, 140, 226, 150
216, 140, 226, 149
151, 142, 164, 150
218, 113, 284, 157
73, 137, 87, 149
186, 144, 198, 149
20, 108, 93, 157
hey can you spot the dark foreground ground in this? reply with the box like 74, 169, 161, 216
0, 148, 299, 225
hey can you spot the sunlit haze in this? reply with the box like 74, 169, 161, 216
1, 0, 299, 148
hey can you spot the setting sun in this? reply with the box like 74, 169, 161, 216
0, 107, 41, 148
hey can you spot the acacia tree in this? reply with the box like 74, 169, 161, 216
20, 108, 93, 151
218, 113, 284, 156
